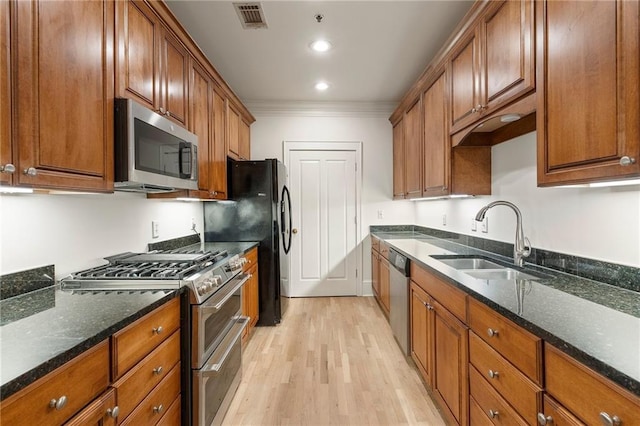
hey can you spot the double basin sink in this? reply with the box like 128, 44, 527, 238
431, 255, 548, 281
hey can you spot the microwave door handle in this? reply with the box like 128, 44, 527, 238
178, 142, 191, 179
191, 145, 198, 181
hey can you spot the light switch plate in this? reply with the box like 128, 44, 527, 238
152, 221, 160, 238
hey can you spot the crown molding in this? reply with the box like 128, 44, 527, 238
243, 100, 397, 118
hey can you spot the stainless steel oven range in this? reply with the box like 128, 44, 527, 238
61, 248, 250, 426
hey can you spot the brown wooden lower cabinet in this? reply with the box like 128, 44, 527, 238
64, 388, 117, 426
538, 395, 585, 426
371, 250, 380, 299
410, 282, 434, 387
378, 256, 391, 317
242, 247, 259, 344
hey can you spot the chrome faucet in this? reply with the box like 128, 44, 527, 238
475, 200, 531, 267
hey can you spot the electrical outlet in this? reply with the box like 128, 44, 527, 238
481, 217, 489, 233
471, 219, 477, 232
191, 217, 197, 232
442, 214, 447, 226
152, 221, 160, 238
377, 210, 384, 220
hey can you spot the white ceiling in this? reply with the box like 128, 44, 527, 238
165, 1, 473, 105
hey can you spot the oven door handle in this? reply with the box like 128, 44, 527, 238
201, 316, 249, 375
204, 274, 250, 312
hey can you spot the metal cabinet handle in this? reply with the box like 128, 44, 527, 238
488, 409, 499, 419
23, 167, 37, 176
471, 107, 477, 113
152, 326, 164, 335
599, 412, 621, 426
487, 328, 499, 337
153, 366, 163, 375
49, 396, 68, 410
166, 111, 171, 117
488, 370, 499, 379
0, 163, 15, 174
158, 107, 165, 114
106, 406, 119, 418
153, 404, 164, 414
537, 413, 553, 425
620, 156, 636, 166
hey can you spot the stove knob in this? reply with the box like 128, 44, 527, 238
197, 285, 206, 295
212, 275, 222, 286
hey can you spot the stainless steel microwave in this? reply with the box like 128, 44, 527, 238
114, 98, 198, 193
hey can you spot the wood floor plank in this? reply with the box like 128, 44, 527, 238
223, 297, 445, 425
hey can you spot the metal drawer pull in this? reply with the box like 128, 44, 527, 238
487, 328, 499, 337
488, 410, 499, 419
537, 413, 553, 425
23, 167, 37, 176
619, 156, 636, 166
106, 406, 120, 418
152, 326, 164, 335
153, 366, 163, 375
488, 370, 499, 379
153, 404, 164, 414
0, 163, 15, 174
49, 396, 67, 410
599, 412, 621, 426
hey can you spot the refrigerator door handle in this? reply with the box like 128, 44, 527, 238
281, 185, 292, 254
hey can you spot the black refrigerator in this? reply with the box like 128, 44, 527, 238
204, 159, 291, 325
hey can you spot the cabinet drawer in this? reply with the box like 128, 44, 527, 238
469, 366, 528, 426
64, 388, 117, 426
469, 331, 542, 423
157, 395, 181, 426
371, 236, 380, 252
113, 330, 181, 420
545, 344, 640, 425
120, 363, 181, 426
468, 298, 542, 385
470, 396, 494, 426
0, 340, 110, 426
243, 247, 258, 272
540, 395, 585, 426
379, 241, 389, 259
411, 263, 467, 322
112, 297, 180, 379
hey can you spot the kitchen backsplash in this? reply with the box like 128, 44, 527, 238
371, 225, 640, 293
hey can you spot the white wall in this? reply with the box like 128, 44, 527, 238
248, 105, 415, 294
414, 132, 640, 267
0, 192, 204, 278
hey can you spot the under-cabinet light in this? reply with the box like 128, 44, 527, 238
558, 179, 640, 189
410, 195, 474, 202
176, 197, 201, 202
0, 187, 34, 194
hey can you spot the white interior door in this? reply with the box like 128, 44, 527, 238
289, 149, 357, 297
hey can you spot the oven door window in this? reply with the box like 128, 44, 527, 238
135, 118, 190, 178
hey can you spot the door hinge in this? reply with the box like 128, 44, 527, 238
356, 269, 358, 278
355, 163, 357, 172
354, 216, 357, 225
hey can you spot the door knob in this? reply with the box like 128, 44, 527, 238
292, 228, 298, 234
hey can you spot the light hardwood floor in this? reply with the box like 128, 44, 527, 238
223, 297, 445, 425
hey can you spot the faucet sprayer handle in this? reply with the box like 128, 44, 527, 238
522, 237, 532, 257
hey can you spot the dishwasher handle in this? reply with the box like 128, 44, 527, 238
388, 248, 410, 276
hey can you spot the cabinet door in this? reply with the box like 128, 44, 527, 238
422, 72, 449, 197
190, 60, 213, 193
0, 0, 12, 185
537, 0, 640, 185
371, 251, 380, 298
65, 388, 117, 426
410, 282, 434, 387
433, 299, 469, 426
160, 29, 188, 126
14, 0, 114, 191
392, 119, 405, 199
117, 0, 159, 109
379, 257, 391, 317
239, 118, 251, 160
450, 30, 481, 133
481, 0, 534, 112
403, 97, 422, 198
227, 102, 241, 158
211, 85, 228, 198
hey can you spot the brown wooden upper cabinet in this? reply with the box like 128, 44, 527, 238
392, 119, 405, 199
422, 71, 449, 197
211, 84, 229, 198
403, 96, 423, 198
0, 0, 12, 186
227, 101, 250, 161
449, 0, 534, 135
117, 0, 188, 128
536, 0, 640, 186
12, 0, 114, 192
239, 118, 251, 161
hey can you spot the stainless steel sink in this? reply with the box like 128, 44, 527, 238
464, 269, 540, 281
436, 258, 505, 270
431, 255, 544, 281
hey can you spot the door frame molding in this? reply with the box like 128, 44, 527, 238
283, 141, 363, 296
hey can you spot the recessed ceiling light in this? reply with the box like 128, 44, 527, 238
310, 40, 332, 52
315, 81, 329, 91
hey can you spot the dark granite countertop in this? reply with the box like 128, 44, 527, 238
372, 231, 640, 397
0, 285, 179, 400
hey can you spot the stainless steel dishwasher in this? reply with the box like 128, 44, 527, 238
388, 248, 411, 356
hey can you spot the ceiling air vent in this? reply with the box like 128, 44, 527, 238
233, 2, 268, 29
